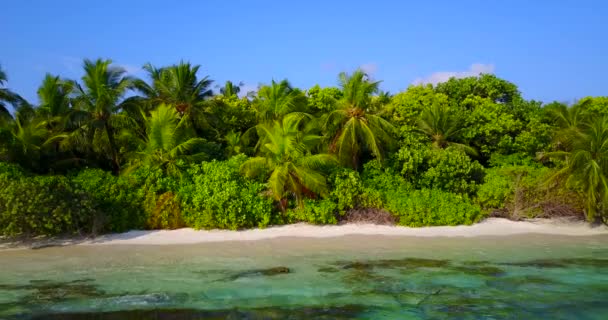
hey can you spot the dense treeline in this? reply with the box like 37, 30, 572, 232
0, 59, 606, 236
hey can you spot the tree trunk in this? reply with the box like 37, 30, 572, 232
104, 123, 120, 175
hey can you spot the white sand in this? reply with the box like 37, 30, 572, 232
80, 218, 608, 246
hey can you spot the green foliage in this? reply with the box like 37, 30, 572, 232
475, 162, 579, 219
418, 148, 484, 195
208, 95, 256, 137
124, 104, 210, 175
241, 113, 336, 210
291, 199, 338, 224
397, 146, 484, 195
361, 160, 411, 194
325, 70, 396, 168
388, 189, 484, 227
254, 80, 308, 121
476, 168, 515, 210
126, 165, 184, 230
435, 74, 521, 104
307, 85, 342, 113
543, 116, 608, 222
0, 161, 24, 178
576, 96, 608, 117
360, 160, 484, 226
329, 168, 383, 213
180, 155, 274, 230
71, 169, 145, 232
146, 192, 183, 229
1, 62, 605, 234
0, 174, 97, 237
388, 85, 449, 130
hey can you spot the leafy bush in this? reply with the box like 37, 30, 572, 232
476, 168, 513, 210
359, 160, 483, 226
179, 155, 274, 230
476, 163, 581, 218
329, 168, 383, 213
146, 192, 183, 229
127, 166, 184, 230
71, 169, 146, 232
386, 188, 484, 227
0, 175, 97, 237
291, 199, 338, 224
0, 162, 25, 178
397, 146, 484, 195
418, 148, 484, 195
361, 160, 411, 194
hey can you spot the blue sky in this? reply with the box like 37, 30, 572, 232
1, 0, 607, 104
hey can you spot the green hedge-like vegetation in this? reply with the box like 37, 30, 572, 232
0, 61, 605, 237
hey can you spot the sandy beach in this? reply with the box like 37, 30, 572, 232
87, 218, 608, 245
2, 218, 605, 251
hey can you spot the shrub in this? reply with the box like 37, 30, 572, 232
329, 168, 383, 213
359, 160, 484, 226
0, 162, 25, 179
179, 155, 274, 230
127, 167, 184, 230
476, 168, 512, 210
71, 169, 146, 232
0, 175, 97, 237
386, 188, 484, 227
361, 160, 411, 194
418, 148, 484, 195
291, 199, 338, 224
146, 192, 183, 229
397, 146, 484, 195
476, 163, 581, 219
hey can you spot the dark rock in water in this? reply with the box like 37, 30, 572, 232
27, 305, 368, 320
0, 278, 108, 307
451, 265, 506, 277
225, 266, 291, 281
341, 261, 373, 270
337, 258, 449, 271
486, 275, 560, 291
503, 258, 608, 269
317, 266, 340, 273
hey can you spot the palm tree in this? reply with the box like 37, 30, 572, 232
220, 81, 242, 97
1, 115, 63, 171
36, 74, 74, 129
254, 79, 308, 121
545, 102, 587, 149
69, 58, 133, 174
417, 104, 477, 155
325, 70, 395, 169
133, 61, 213, 125
124, 104, 208, 175
37, 74, 73, 117
241, 113, 336, 211
224, 130, 243, 157
0, 64, 27, 122
542, 116, 608, 222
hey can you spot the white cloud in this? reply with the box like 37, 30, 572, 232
413, 63, 495, 85
360, 63, 378, 75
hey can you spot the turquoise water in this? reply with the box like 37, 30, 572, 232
1, 234, 607, 319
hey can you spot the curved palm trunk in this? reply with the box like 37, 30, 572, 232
104, 123, 120, 174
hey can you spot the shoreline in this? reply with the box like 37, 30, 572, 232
1, 218, 607, 251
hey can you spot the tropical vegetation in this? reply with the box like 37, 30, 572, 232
0, 59, 606, 237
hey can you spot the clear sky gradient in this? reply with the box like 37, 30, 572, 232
1, 0, 607, 104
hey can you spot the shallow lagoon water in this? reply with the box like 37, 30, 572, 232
1, 234, 607, 319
